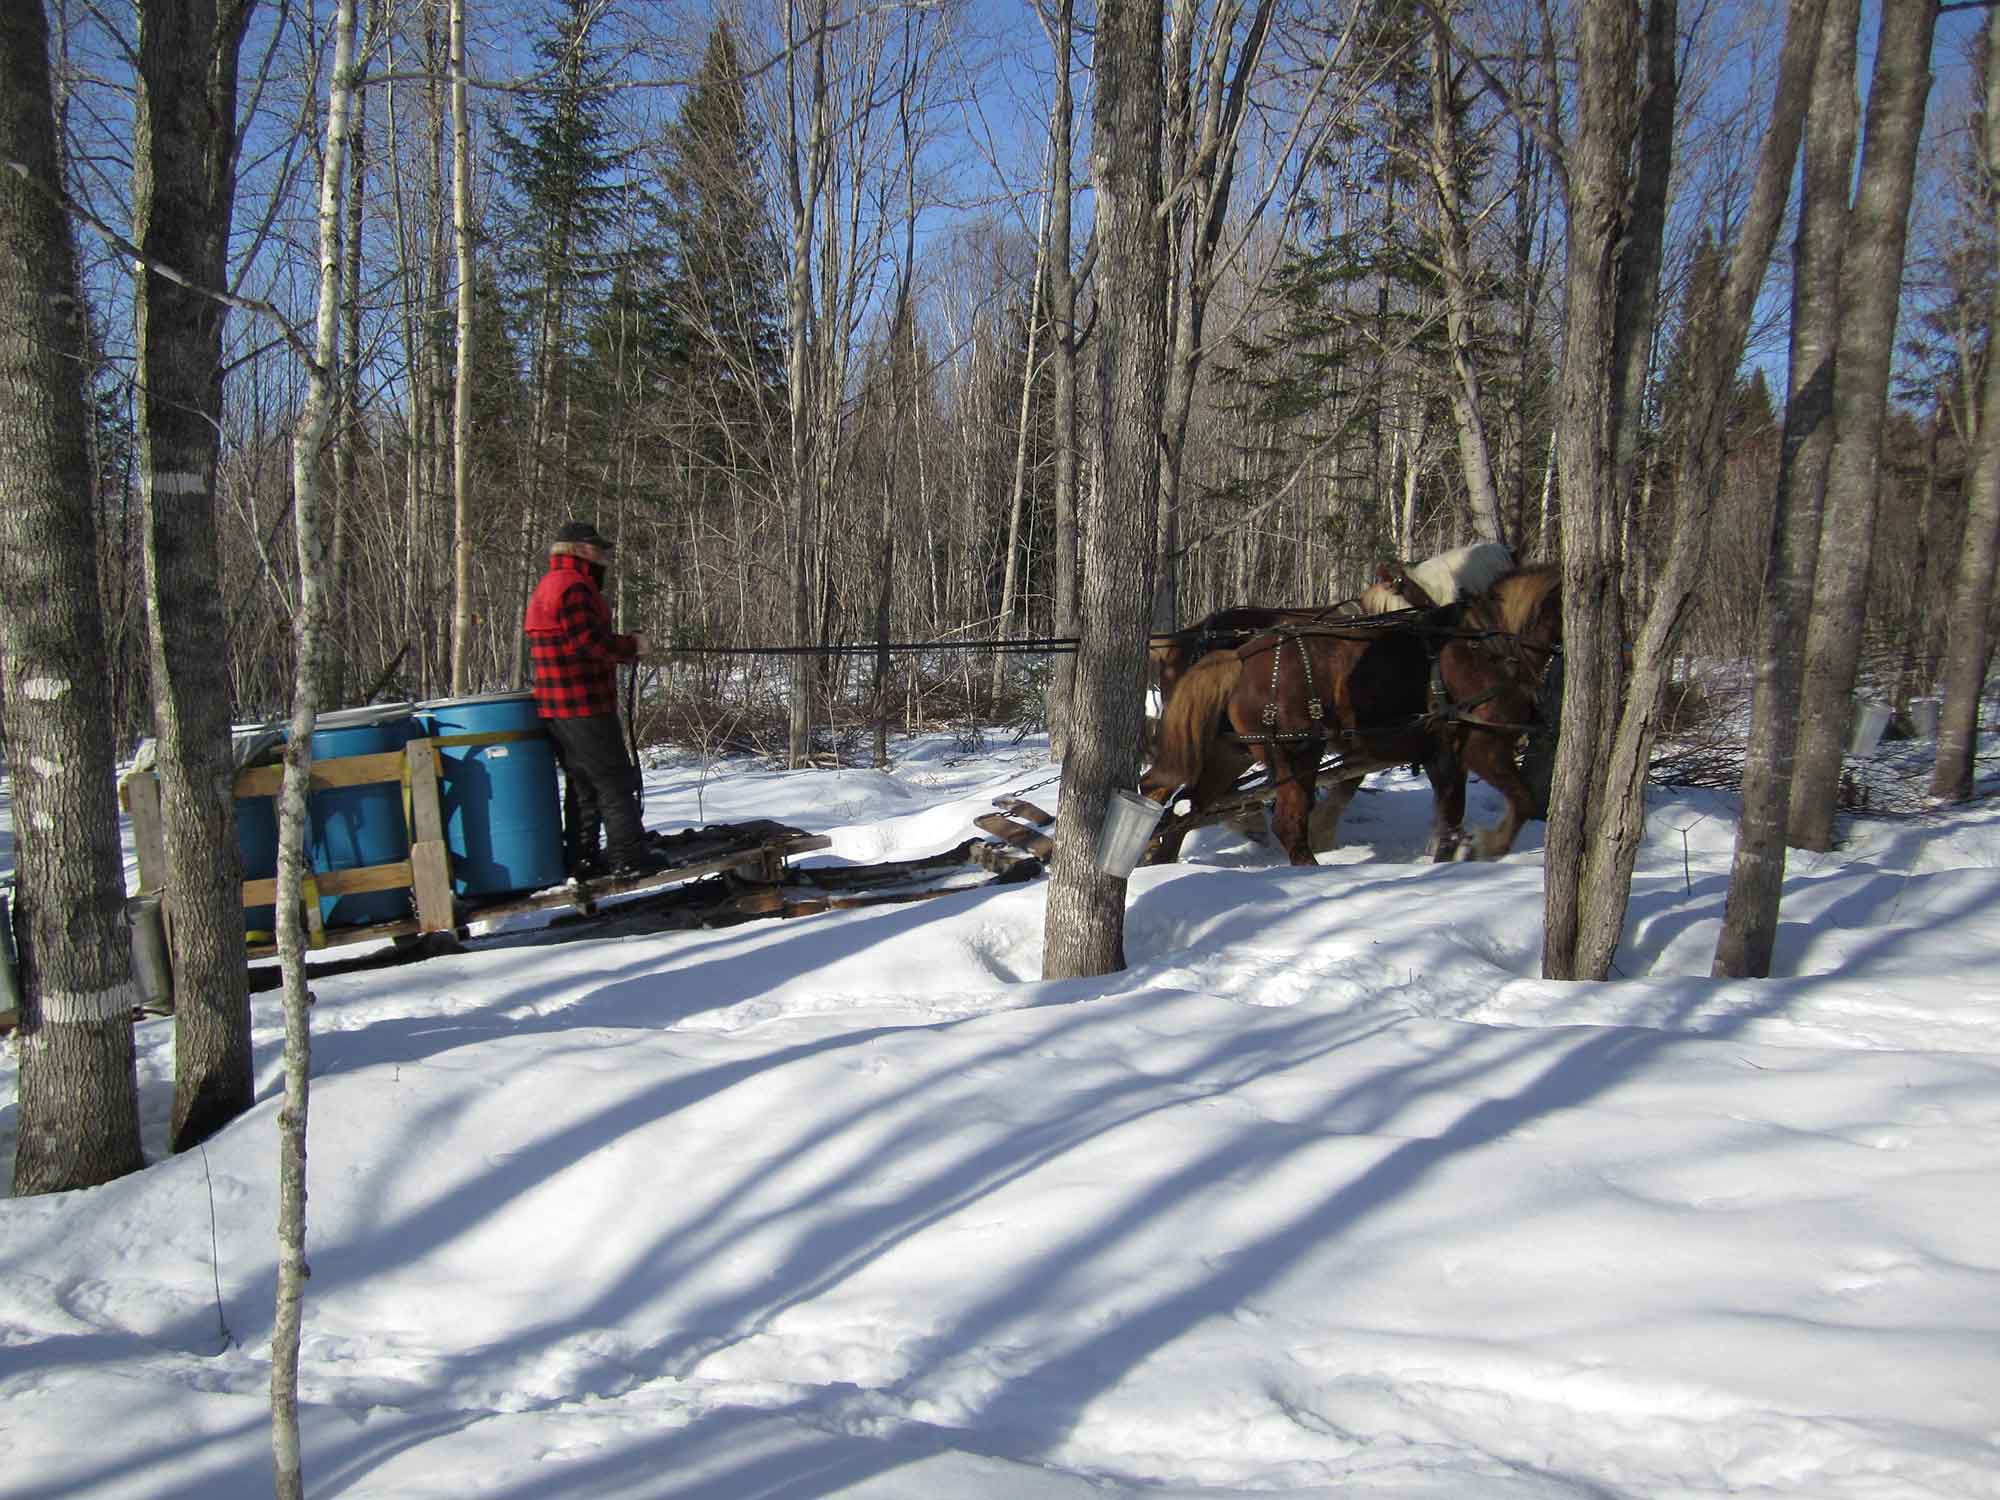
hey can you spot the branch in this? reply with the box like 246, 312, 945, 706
0, 152, 316, 370
1411, 0, 1571, 201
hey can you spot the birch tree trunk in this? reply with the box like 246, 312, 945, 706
989, 183, 1050, 706
1715, 0, 1857, 976
781, 0, 832, 766
1931, 3, 2000, 806
1043, 0, 1164, 981
1787, 0, 1941, 851
1037, 0, 1081, 758
1425, 7, 1506, 547
133, 0, 255, 1151
271, 1, 358, 1490
0, 0, 144, 1196
448, 0, 474, 693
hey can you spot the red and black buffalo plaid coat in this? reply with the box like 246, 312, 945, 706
523, 551, 640, 718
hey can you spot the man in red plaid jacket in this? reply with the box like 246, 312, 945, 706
524, 520, 666, 878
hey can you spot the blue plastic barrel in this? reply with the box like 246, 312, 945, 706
307, 704, 416, 928
416, 692, 564, 898
234, 727, 284, 940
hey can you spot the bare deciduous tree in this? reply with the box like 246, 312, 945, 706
1787, 0, 1942, 851
270, 0, 358, 1489
1558, 0, 1827, 982
133, 0, 256, 1152
1715, 0, 1858, 977
1932, 4, 2000, 808
0, 0, 144, 1198
1043, 0, 1165, 981
1542, 0, 1676, 982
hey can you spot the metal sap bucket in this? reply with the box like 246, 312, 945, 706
1096, 789, 1167, 878
126, 893, 173, 1013
0, 888, 22, 1016
1847, 699, 1891, 759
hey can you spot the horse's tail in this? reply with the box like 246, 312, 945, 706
1144, 652, 1242, 796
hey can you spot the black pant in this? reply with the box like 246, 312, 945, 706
545, 713, 646, 867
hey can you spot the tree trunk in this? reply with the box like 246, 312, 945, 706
1564, 0, 1827, 982
1542, 0, 1661, 981
449, 0, 475, 694
1043, 0, 1164, 981
1153, 0, 1277, 634
1040, 0, 1081, 758
0, 0, 144, 1196
271, 3, 358, 1491
133, 0, 256, 1153
1932, 3, 2000, 806
781, 0, 833, 767
1426, 8, 1506, 547
990, 185, 1049, 707
1788, 0, 1941, 850
1715, 0, 1858, 976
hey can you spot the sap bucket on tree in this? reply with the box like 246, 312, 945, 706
1908, 696, 1941, 741
0, 884, 21, 1017
1847, 699, 1892, 759
1095, 788, 1167, 878
125, 893, 173, 1013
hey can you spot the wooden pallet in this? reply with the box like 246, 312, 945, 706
104, 758, 1059, 1000
121, 736, 835, 970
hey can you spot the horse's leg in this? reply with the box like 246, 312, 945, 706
1425, 739, 1467, 862
1147, 745, 1250, 864
1520, 655, 1564, 820
1465, 730, 1534, 859
1308, 772, 1361, 852
1269, 747, 1319, 865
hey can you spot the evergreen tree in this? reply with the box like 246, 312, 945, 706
491, 0, 629, 536
1217, 0, 1515, 563
656, 21, 788, 507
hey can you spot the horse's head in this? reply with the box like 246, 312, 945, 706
1489, 565, 1562, 649
1360, 561, 1441, 615
1466, 565, 1562, 697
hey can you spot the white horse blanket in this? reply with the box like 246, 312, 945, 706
1365, 540, 1515, 611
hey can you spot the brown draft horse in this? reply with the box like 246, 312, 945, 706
1140, 565, 1562, 866
1149, 603, 1361, 707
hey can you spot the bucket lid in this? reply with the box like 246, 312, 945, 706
313, 701, 416, 730
416, 690, 538, 710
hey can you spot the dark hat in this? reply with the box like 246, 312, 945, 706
553, 520, 613, 550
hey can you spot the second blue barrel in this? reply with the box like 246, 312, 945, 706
307, 704, 416, 928
234, 727, 283, 941
417, 692, 564, 898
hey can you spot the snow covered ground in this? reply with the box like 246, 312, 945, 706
3, 733, 1998, 1499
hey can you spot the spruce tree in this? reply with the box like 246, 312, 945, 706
656, 21, 788, 510
491, 0, 628, 554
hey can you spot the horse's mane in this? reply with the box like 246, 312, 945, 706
1144, 649, 1244, 795
1490, 564, 1561, 639
1358, 580, 1410, 614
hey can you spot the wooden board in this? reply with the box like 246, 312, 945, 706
233, 748, 412, 800
974, 812, 1054, 858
